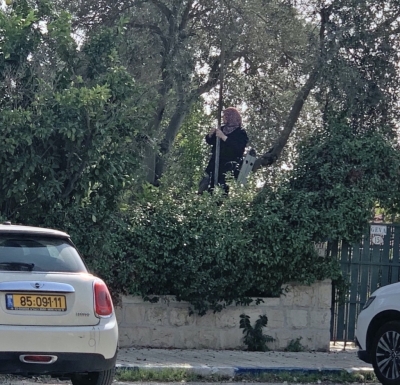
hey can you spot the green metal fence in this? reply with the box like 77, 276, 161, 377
330, 223, 400, 343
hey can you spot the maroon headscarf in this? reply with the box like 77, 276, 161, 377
222, 107, 242, 135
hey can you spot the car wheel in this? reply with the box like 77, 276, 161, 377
71, 368, 115, 385
371, 321, 400, 385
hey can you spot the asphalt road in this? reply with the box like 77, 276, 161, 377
0, 378, 381, 385
0, 377, 383, 385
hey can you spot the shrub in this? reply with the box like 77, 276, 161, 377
285, 337, 306, 352
239, 314, 274, 351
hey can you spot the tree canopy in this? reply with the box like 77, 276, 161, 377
0, 0, 152, 220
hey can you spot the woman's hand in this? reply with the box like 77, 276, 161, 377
215, 128, 228, 141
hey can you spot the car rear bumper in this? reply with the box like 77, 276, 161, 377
0, 317, 118, 359
0, 350, 117, 375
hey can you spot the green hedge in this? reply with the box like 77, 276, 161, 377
61, 183, 341, 315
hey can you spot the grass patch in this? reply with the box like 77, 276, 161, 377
116, 368, 206, 382
235, 370, 377, 383
115, 368, 377, 383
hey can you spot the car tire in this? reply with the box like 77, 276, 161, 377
71, 368, 115, 385
371, 321, 400, 385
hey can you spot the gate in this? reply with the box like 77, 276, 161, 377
330, 223, 400, 343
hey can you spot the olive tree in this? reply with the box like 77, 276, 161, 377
0, 0, 151, 221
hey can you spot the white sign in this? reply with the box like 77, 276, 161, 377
370, 225, 387, 236
315, 242, 327, 258
371, 235, 384, 245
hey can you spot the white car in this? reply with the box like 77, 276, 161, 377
0, 223, 118, 385
355, 282, 400, 385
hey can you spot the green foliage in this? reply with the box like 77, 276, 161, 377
0, 3, 152, 299
236, 370, 378, 383
116, 368, 201, 382
107, 111, 398, 314
239, 314, 274, 352
117, 178, 342, 315
0, 3, 151, 223
289, 116, 400, 242
285, 337, 305, 352
161, 102, 214, 191
126, 184, 263, 314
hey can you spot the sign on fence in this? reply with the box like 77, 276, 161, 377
370, 225, 387, 245
370, 225, 387, 235
315, 242, 327, 258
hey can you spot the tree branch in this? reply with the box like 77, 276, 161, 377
149, 0, 172, 20
252, 5, 332, 172
252, 65, 321, 171
128, 22, 168, 48
179, 0, 195, 32
195, 58, 221, 96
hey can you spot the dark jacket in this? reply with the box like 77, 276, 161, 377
205, 126, 248, 177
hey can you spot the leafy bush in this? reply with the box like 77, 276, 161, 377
115, 180, 342, 314
239, 314, 274, 351
285, 337, 305, 352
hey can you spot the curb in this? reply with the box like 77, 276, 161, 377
115, 364, 374, 378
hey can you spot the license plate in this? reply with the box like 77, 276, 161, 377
6, 293, 67, 311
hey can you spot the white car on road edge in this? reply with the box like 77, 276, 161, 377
355, 281, 400, 385
0, 222, 118, 385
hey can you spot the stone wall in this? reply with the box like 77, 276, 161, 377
115, 279, 332, 351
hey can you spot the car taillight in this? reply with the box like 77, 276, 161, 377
94, 281, 113, 317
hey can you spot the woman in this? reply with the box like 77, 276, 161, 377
198, 107, 248, 194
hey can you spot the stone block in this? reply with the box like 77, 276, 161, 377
169, 309, 194, 327
122, 295, 147, 305
195, 312, 216, 328
292, 288, 314, 307
118, 328, 133, 348
317, 282, 332, 308
310, 310, 331, 328
281, 282, 319, 308
150, 329, 176, 348
264, 309, 285, 328
120, 326, 152, 347
145, 307, 167, 326
114, 306, 123, 324
313, 330, 330, 351
297, 329, 329, 351
237, 309, 263, 325
220, 328, 244, 349
215, 310, 242, 328
261, 297, 281, 307
179, 329, 201, 349
264, 331, 280, 350
123, 304, 146, 326
280, 288, 294, 306
273, 334, 292, 350
157, 295, 179, 305
288, 309, 308, 328
197, 330, 222, 349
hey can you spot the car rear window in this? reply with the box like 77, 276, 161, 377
0, 235, 88, 273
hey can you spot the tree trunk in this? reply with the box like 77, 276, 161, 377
154, 99, 192, 184
252, 65, 321, 172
